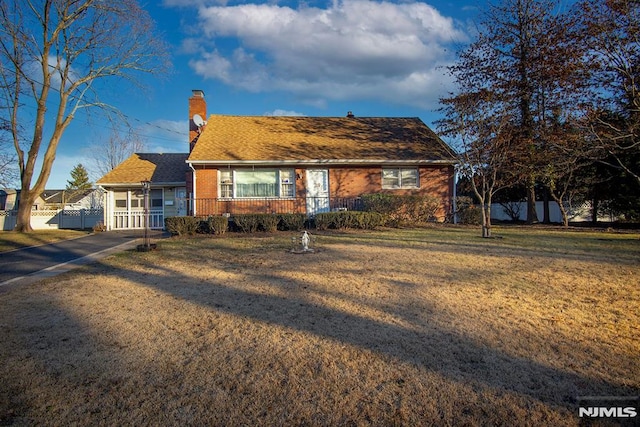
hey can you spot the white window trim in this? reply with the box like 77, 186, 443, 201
219, 169, 296, 199
381, 167, 420, 189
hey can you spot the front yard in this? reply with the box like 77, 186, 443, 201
0, 226, 638, 425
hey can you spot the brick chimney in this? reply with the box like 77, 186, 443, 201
189, 89, 206, 151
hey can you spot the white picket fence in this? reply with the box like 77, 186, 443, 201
490, 201, 598, 223
0, 209, 104, 231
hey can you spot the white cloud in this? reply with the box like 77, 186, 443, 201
263, 109, 306, 116
183, 0, 467, 108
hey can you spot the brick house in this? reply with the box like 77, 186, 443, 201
97, 90, 457, 229
187, 91, 457, 219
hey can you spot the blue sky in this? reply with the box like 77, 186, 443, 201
43, 0, 574, 188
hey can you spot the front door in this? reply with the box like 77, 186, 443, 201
306, 169, 330, 216
176, 188, 187, 216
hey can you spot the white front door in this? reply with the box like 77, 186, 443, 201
176, 188, 187, 216
306, 169, 330, 216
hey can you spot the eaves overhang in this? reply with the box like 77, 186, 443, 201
186, 159, 457, 166
97, 181, 186, 188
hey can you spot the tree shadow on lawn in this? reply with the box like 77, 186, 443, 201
2, 241, 637, 424
317, 229, 640, 267
97, 250, 638, 412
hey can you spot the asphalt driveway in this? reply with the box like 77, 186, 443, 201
0, 231, 160, 288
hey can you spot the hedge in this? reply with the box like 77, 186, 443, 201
165, 216, 200, 236
314, 211, 385, 230
201, 215, 229, 235
277, 213, 306, 231
361, 193, 441, 226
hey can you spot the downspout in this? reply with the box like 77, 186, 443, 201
452, 168, 458, 224
189, 162, 197, 217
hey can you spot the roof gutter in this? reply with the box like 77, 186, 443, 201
186, 159, 457, 166
95, 181, 186, 188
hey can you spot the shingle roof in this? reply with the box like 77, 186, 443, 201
41, 188, 100, 204
188, 115, 456, 164
97, 153, 189, 185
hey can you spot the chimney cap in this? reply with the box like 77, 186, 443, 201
192, 89, 205, 98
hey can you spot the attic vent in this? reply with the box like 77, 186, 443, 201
346, 111, 355, 118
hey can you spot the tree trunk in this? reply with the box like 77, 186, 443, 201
526, 184, 539, 224
591, 196, 599, 224
14, 194, 35, 232
482, 204, 492, 238
543, 189, 551, 224
549, 192, 570, 228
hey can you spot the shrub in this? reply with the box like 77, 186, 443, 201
259, 214, 279, 232
232, 214, 260, 233
165, 216, 200, 236
455, 197, 483, 225
314, 211, 385, 230
201, 215, 228, 235
278, 213, 306, 231
361, 193, 442, 226
232, 214, 280, 233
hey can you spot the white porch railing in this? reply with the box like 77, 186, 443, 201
113, 209, 164, 230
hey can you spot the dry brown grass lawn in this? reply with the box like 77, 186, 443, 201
0, 229, 89, 253
0, 226, 638, 426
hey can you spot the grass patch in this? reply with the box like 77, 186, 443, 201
0, 229, 89, 253
0, 226, 638, 425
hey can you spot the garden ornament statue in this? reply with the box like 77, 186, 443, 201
291, 230, 315, 254
301, 230, 310, 251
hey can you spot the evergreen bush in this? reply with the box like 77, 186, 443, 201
165, 216, 200, 236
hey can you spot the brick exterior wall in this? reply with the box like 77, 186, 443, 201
191, 164, 454, 220
189, 90, 206, 148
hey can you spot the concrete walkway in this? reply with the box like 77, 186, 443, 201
0, 231, 163, 289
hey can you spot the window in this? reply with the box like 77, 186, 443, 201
382, 168, 419, 189
151, 190, 163, 208
115, 191, 127, 209
220, 169, 295, 198
220, 170, 233, 198
280, 170, 295, 197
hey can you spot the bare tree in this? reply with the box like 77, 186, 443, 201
0, 0, 169, 231
90, 125, 145, 180
0, 117, 18, 187
439, 90, 512, 238
576, 0, 640, 186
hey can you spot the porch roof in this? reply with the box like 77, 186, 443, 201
97, 153, 189, 186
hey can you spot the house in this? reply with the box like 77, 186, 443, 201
0, 189, 17, 211
97, 90, 457, 230
39, 188, 105, 210
187, 91, 457, 219
0, 188, 106, 230
0, 188, 103, 211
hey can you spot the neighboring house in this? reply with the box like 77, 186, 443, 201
97, 90, 457, 230
39, 188, 105, 210
0, 189, 17, 211
97, 153, 190, 230
0, 188, 105, 231
0, 188, 103, 211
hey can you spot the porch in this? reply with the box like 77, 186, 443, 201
191, 197, 364, 217
112, 209, 164, 230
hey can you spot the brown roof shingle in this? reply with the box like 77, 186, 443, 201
188, 115, 456, 163
97, 153, 189, 185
